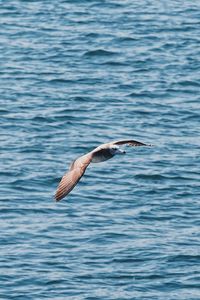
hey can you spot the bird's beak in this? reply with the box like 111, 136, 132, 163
117, 148, 126, 154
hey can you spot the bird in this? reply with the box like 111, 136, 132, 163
55, 139, 151, 202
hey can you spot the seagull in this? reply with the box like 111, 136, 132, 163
55, 139, 151, 202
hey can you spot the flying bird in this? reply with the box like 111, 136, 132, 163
55, 139, 151, 202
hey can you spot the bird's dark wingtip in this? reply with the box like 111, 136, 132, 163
54, 194, 60, 202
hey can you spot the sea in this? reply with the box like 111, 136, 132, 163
0, 0, 200, 299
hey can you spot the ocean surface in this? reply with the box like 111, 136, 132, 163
1, 0, 200, 299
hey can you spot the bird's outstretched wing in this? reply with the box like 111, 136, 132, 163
112, 139, 151, 147
55, 139, 151, 201
55, 153, 93, 202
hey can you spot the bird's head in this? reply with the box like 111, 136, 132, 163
110, 145, 126, 155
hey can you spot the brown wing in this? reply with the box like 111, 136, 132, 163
55, 153, 93, 202
112, 139, 151, 147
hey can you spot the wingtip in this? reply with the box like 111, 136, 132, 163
54, 194, 61, 202
142, 142, 153, 147
141, 143, 153, 147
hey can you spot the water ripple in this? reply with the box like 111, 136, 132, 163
1, 0, 200, 299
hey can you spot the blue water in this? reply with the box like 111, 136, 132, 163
1, 0, 200, 299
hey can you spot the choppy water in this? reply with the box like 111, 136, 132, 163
1, 1, 200, 299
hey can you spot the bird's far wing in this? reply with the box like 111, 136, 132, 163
112, 139, 151, 147
55, 153, 93, 202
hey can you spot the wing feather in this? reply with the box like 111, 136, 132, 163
55, 153, 93, 201
112, 139, 151, 147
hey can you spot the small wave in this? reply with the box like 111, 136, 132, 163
102, 61, 128, 66
47, 78, 75, 84
85, 32, 100, 38
135, 174, 167, 181
116, 36, 138, 42
177, 80, 200, 88
168, 254, 200, 263
83, 49, 117, 57
128, 91, 159, 98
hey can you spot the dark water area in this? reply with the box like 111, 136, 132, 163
0, 0, 200, 299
